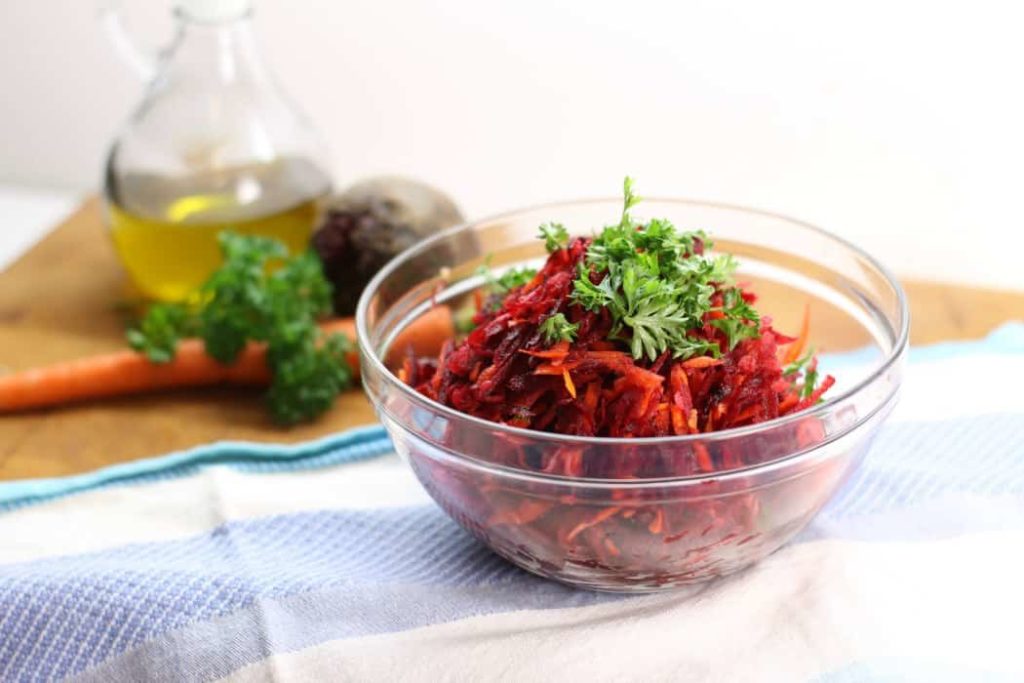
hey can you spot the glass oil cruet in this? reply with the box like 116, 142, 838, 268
100, 0, 333, 301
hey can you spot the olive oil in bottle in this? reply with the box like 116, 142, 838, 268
105, 158, 331, 301
100, 0, 334, 302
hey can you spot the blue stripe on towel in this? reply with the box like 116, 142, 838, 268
826, 412, 1024, 517
1, 412, 1021, 681
71, 570, 615, 683
0, 506, 614, 682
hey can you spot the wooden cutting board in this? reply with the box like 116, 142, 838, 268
1, 199, 1022, 481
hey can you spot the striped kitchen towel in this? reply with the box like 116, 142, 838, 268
0, 324, 1022, 682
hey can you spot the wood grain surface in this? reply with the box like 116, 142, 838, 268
1, 198, 1022, 480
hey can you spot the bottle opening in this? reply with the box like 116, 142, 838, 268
175, 0, 252, 24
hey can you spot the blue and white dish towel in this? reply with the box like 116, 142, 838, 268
1, 325, 1023, 682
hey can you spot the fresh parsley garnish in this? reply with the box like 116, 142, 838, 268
569, 177, 759, 361
538, 222, 570, 253
710, 287, 761, 350
472, 260, 539, 316
621, 176, 642, 219
128, 232, 353, 425
783, 348, 815, 377
476, 260, 538, 297
495, 266, 538, 294
801, 363, 820, 400
539, 312, 579, 345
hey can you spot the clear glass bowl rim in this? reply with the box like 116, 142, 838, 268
356, 196, 909, 483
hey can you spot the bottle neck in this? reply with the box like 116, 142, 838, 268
164, 9, 267, 84
175, 0, 252, 25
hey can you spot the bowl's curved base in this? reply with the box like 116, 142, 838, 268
385, 394, 896, 592
472, 516, 812, 593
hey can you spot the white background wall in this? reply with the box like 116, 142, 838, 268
1, 0, 1022, 289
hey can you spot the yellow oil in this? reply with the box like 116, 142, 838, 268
105, 158, 330, 301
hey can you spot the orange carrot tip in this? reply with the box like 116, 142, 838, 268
682, 356, 723, 369
782, 304, 811, 365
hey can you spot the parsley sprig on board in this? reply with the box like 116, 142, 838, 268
128, 232, 353, 424
571, 177, 760, 361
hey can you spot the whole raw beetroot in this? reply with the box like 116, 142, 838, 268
312, 176, 468, 315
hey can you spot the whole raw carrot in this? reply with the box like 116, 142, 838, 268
381, 305, 455, 366
0, 306, 453, 413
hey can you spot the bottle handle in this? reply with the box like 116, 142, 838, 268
97, 0, 163, 81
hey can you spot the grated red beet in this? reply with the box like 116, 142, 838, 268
398, 235, 838, 585
404, 236, 833, 451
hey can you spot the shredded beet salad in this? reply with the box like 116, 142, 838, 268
402, 178, 834, 441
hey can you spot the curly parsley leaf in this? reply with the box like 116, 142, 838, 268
568, 177, 761, 360
710, 287, 761, 350
538, 222, 570, 253
266, 332, 354, 425
495, 266, 538, 294
476, 259, 538, 299
621, 175, 641, 224
539, 312, 579, 345
127, 302, 198, 363
127, 232, 353, 425
624, 299, 718, 362
801, 363, 821, 400
472, 260, 540, 316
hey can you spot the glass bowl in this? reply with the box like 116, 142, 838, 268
356, 199, 908, 592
